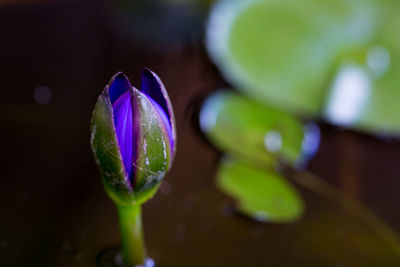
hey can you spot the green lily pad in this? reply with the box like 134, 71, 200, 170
323, 0, 400, 135
200, 91, 319, 166
207, 0, 400, 136
346, 1, 400, 135
217, 158, 304, 222
323, 57, 400, 135
207, 0, 378, 115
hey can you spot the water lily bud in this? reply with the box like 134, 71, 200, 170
90, 69, 176, 206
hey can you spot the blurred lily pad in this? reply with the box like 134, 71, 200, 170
217, 158, 304, 222
207, 0, 378, 115
200, 91, 319, 166
323, 56, 400, 135
323, 0, 400, 135
324, 0, 400, 135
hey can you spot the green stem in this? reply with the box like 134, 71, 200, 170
116, 203, 146, 267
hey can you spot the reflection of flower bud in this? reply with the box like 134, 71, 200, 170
90, 69, 176, 205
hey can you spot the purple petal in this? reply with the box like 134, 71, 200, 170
108, 72, 132, 104
141, 69, 173, 124
143, 92, 174, 150
112, 90, 134, 179
107, 72, 137, 181
140, 68, 175, 151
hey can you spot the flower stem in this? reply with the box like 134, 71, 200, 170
116, 203, 146, 267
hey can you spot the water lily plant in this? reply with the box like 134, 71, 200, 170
90, 69, 176, 266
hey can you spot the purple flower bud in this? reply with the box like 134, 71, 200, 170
90, 69, 176, 205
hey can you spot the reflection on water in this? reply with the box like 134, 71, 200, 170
264, 130, 282, 153
324, 64, 371, 126
300, 123, 320, 164
97, 247, 155, 267
33, 86, 52, 105
199, 91, 224, 134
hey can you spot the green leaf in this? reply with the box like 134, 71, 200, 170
207, 0, 378, 116
217, 158, 304, 223
200, 91, 316, 166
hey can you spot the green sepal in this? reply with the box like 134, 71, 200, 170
90, 93, 136, 205
131, 89, 171, 204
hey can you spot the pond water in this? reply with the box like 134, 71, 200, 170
1, 1, 400, 266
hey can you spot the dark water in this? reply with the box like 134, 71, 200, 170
1, 1, 400, 266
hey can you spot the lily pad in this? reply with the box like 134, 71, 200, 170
323, 0, 400, 135
323, 55, 400, 135
217, 158, 304, 222
200, 91, 319, 166
324, 0, 400, 135
207, 0, 378, 115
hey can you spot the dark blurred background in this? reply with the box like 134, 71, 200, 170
1, 0, 400, 266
